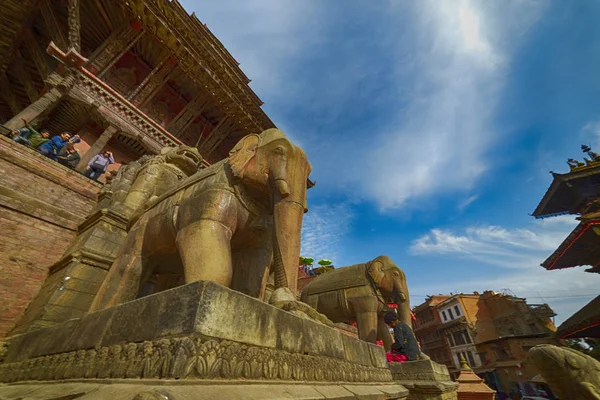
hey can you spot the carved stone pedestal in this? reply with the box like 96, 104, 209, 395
390, 360, 458, 400
10, 209, 129, 335
0, 281, 409, 399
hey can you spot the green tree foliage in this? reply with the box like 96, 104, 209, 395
299, 256, 314, 267
318, 259, 332, 266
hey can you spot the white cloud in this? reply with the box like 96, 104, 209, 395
300, 203, 354, 266
180, 1, 548, 209
410, 214, 578, 266
357, 0, 546, 209
407, 215, 600, 325
458, 194, 479, 211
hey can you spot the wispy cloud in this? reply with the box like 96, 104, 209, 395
356, 0, 547, 209
458, 194, 479, 211
301, 203, 354, 266
410, 214, 578, 266
407, 215, 597, 324
187, 1, 547, 210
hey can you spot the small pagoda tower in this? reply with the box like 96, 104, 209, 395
456, 356, 495, 400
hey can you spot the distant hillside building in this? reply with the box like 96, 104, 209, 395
413, 291, 560, 398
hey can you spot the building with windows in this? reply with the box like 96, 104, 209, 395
413, 291, 560, 397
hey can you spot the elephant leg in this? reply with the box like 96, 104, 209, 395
378, 316, 393, 351
176, 220, 233, 286
231, 245, 272, 299
90, 226, 150, 312
356, 311, 378, 344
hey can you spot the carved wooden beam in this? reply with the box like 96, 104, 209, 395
167, 95, 208, 135
130, 57, 177, 107
23, 29, 51, 80
206, 121, 236, 154
67, 0, 81, 52
40, 0, 68, 50
12, 51, 39, 103
0, 75, 22, 115
87, 21, 144, 76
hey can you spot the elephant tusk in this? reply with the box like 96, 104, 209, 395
274, 179, 291, 198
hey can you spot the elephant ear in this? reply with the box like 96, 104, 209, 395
368, 259, 385, 285
229, 134, 260, 180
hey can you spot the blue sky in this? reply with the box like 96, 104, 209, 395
181, 0, 600, 324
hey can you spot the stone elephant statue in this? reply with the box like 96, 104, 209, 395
90, 129, 313, 311
301, 256, 410, 350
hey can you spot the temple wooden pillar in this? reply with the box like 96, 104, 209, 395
67, 0, 81, 52
77, 125, 118, 172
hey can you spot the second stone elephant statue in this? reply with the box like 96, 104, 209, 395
90, 129, 314, 311
301, 256, 411, 350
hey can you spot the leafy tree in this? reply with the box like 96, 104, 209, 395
318, 259, 332, 266
299, 257, 314, 267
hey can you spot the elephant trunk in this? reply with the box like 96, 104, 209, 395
272, 199, 304, 295
393, 277, 411, 327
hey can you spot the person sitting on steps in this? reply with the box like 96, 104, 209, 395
384, 311, 421, 362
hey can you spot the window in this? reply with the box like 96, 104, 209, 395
478, 351, 487, 364
447, 334, 455, 347
442, 311, 447, 321
448, 308, 454, 319
528, 322, 537, 333
467, 351, 476, 366
463, 330, 472, 344
453, 331, 466, 346
454, 305, 460, 316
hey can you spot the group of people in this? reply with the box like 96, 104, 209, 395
9, 119, 115, 181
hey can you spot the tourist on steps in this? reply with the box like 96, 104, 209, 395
38, 131, 80, 160
11, 118, 51, 149
56, 143, 81, 170
384, 311, 421, 362
84, 150, 114, 181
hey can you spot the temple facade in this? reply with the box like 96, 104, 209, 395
0, 0, 274, 169
0, 0, 274, 337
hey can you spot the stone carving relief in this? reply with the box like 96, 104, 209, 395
0, 336, 390, 384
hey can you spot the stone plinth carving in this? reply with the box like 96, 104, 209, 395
1, 281, 391, 384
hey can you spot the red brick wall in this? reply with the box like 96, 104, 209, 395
0, 136, 101, 337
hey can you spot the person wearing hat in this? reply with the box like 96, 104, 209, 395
384, 311, 421, 362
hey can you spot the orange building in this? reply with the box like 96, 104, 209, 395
413, 291, 559, 398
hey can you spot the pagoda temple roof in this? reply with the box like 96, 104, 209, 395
532, 165, 600, 218
541, 220, 600, 271
556, 295, 600, 339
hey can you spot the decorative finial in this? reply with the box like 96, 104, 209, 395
459, 354, 471, 371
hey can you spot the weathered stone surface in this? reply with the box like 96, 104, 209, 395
0, 382, 410, 400
390, 360, 458, 400
0, 281, 391, 384
301, 256, 412, 349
